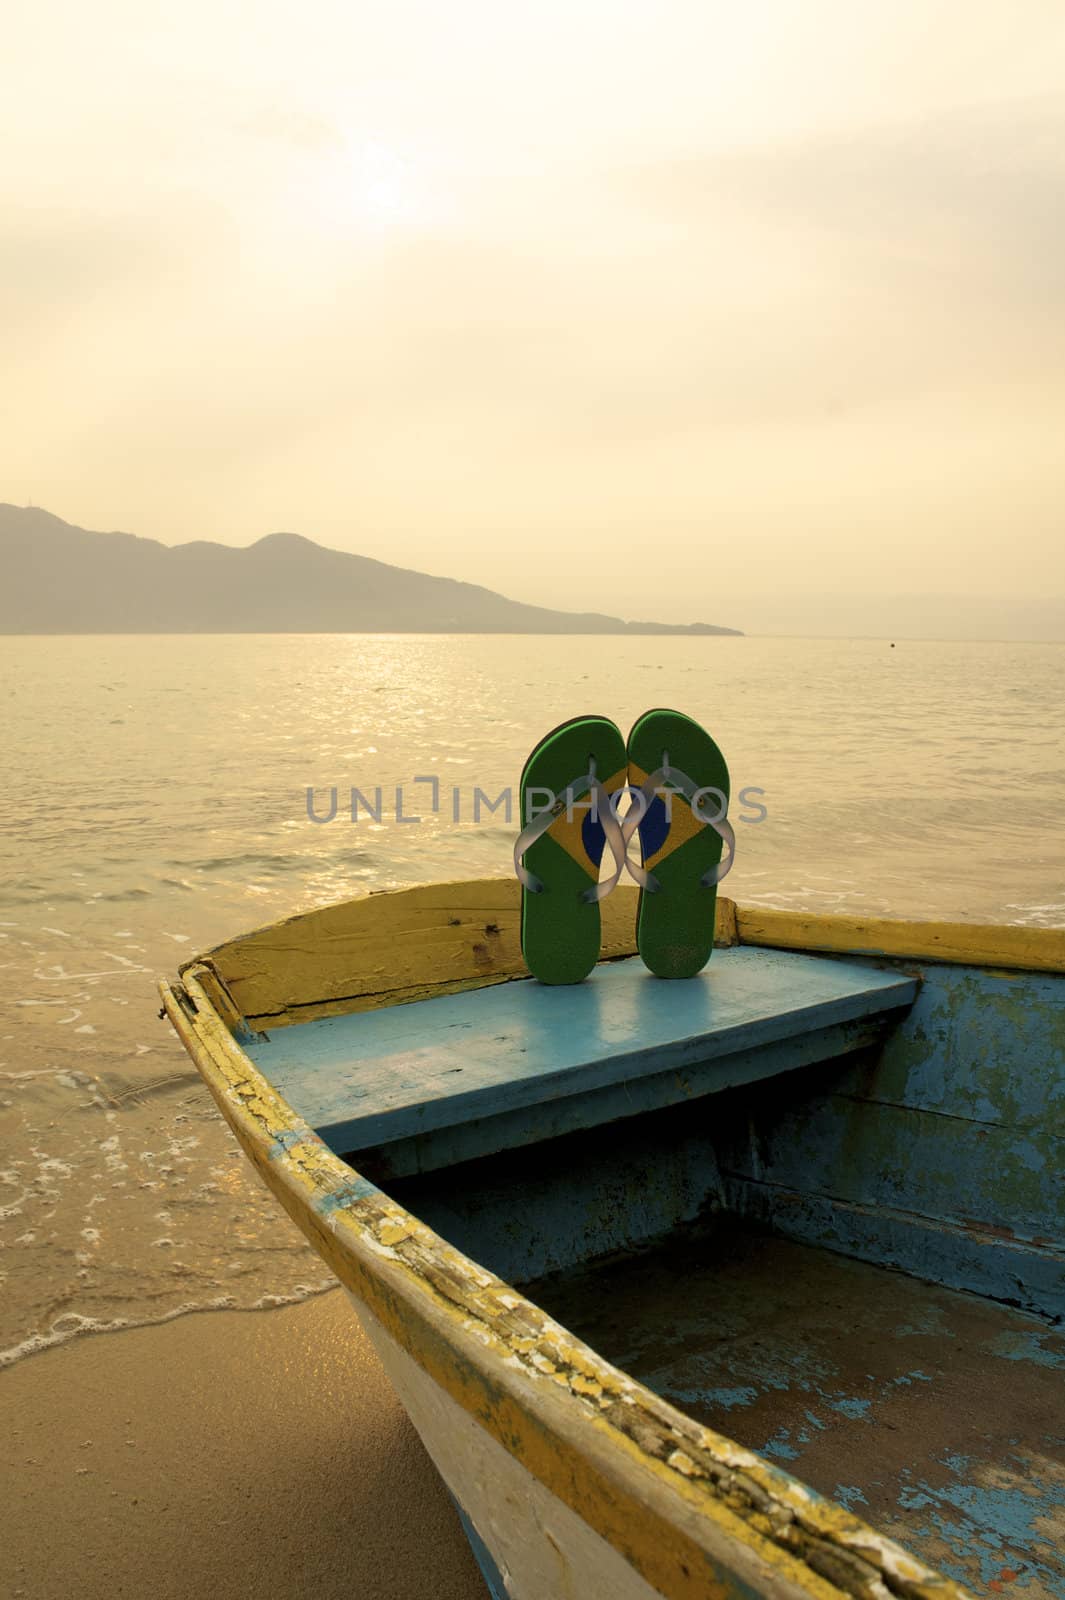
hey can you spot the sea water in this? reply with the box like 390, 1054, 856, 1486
1, 633, 1063, 1365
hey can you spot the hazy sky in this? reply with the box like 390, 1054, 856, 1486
4, 2, 1064, 630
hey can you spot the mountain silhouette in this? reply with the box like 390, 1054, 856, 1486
0, 507, 741, 635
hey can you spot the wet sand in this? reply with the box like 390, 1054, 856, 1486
0, 1291, 487, 1600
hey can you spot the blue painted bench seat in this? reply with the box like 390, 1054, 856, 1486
245, 948, 917, 1178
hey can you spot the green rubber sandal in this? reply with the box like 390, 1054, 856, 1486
515, 715, 628, 985
626, 708, 733, 979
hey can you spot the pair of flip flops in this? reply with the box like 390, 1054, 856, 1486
514, 709, 733, 984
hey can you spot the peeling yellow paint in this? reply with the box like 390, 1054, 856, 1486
378, 1220, 416, 1247
736, 905, 1064, 975
668, 1450, 703, 1479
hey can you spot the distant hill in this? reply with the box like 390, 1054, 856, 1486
0, 506, 741, 636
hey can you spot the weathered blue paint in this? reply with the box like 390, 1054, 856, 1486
310, 1173, 379, 1213
827, 1395, 871, 1420
378, 957, 1062, 1317
712, 954, 1065, 1320
268, 1126, 313, 1155
850, 962, 1064, 1126
895, 1454, 1065, 1593
525, 1216, 1065, 1595
988, 1327, 1065, 1368
450, 1496, 508, 1600
244, 948, 916, 1168
761, 1429, 800, 1461
359, 1013, 895, 1182
705, 1386, 759, 1410
720, 1182, 1065, 1321
390, 1101, 726, 1283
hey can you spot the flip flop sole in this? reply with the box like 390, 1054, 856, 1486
519, 715, 627, 985
628, 708, 730, 979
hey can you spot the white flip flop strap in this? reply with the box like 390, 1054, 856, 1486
621, 764, 736, 892
513, 775, 630, 901
584, 791, 632, 903
514, 762, 736, 899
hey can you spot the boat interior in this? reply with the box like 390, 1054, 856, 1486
222, 919, 1063, 1596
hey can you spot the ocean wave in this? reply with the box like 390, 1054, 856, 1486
184, 851, 313, 874
0, 1279, 337, 1370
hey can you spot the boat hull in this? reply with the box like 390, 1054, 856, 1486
353, 1295, 666, 1600
160, 881, 1065, 1600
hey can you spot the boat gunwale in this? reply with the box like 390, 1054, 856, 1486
154, 881, 1056, 1600
177, 885, 1065, 1038
734, 903, 1065, 976
182, 889, 1065, 977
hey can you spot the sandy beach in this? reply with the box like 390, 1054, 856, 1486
1, 1292, 487, 1600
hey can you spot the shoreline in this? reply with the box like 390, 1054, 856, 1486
0, 1283, 337, 1373
1, 1290, 486, 1600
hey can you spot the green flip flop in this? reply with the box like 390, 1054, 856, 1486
515, 715, 628, 985
626, 708, 733, 979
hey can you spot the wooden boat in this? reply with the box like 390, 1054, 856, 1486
159, 881, 1065, 1600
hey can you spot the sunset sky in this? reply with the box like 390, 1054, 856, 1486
4, 1, 1064, 632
